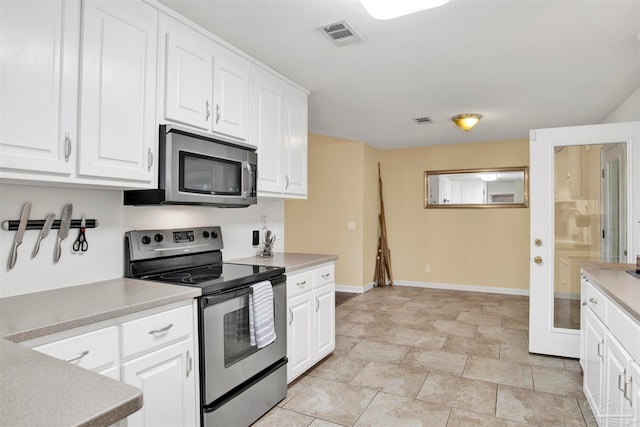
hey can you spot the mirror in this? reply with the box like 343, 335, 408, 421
424, 167, 529, 208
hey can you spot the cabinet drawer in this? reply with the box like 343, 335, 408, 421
585, 282, 607, 322
122, 305, 193, 358
286, 271, 314, 298
33, 326, 118, 373
607, 301, 640, 361
314, 264, 335, 288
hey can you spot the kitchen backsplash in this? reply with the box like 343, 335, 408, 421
0, 183, 284, 297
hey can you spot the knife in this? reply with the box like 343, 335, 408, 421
32, 213, 55, 259
8, 202, 31, 270
54, 204, 73, 264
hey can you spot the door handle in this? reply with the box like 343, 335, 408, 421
205, 101, 211, 121
147, 148, 153, 171
533, 256, 542, 264
288, 308, 293, 325
64, 132, 72, 162
65, 350, 89, 363
216, 104, 221, 124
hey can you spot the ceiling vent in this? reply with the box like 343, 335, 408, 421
320, 21, 362, 46
414, 116, 433, 124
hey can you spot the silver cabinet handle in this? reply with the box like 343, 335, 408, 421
149, 323, 173, 335
285, 175, 290, 190
65, 350, 89, 363
216, 104, 221, 124
296, 281, 307, 287
581, 301, 587, 306
186, 351, 192, 377
624, 377, 632, 402
597, 340, 604, 359
316, 297, 319, 312
289, 308, 293, 325
64, 132, 72, 162
589, 298, 597, 305
619, 370, 627, 392
206, 101, 211, 121
147, 148, 153, 171
321, 273, 330, 279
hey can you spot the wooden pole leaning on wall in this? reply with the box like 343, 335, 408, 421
374, 162, 393, 287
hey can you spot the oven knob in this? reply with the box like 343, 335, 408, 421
211, 230, 218, 239
202, 230, 210, 238
154, 233, 164, 243
141, 235, 151, 245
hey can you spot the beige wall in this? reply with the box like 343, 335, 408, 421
285, 134, 378, 289
379, 139, 530, 290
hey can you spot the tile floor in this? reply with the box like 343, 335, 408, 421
253, 286, 597, 427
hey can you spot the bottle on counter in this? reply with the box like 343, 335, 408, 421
636, 255, 640, 274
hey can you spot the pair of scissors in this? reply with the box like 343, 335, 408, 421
73, 216, 88, 252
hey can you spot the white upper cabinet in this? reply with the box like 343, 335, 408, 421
0, 0, 80, 175
163, 15, 213, 130
79, 0, 158, 182
162, 15, 249, 142
251, 65, 308, 199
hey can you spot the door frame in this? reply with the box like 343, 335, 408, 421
529, 121, 639, 357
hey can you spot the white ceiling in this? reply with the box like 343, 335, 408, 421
158, 0, 640, 149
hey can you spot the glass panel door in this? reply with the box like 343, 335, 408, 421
179, 152, 242, 195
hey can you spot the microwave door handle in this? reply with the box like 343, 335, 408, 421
242, 162, 252, 199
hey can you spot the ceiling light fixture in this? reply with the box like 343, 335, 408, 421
359, 0, 450, 20
480, 173, 498, 182
452, 113, 483, 131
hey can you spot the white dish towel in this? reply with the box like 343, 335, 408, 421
249, 280, 276, 348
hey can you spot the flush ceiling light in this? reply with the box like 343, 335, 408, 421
452, 113, 483, 131
359, 0, 450, 20
480, 173, 498, 182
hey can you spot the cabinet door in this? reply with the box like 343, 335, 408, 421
123, 340, 196, 427
315, 283, 335, 360
604, 333, 633, 425
163, 16, 213, 130
79, 0, 157, 183
212, 45, 249, 140
287, 291, 314, 383
252, 67, 284, 194
283, 87, 308, 197
0, 0, 79, 175
584, 308, 606, 420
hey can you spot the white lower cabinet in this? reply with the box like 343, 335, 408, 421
581, 272, 640, 427
286, 262, 335, 383
26, 301, 198, 426
123, 340, 196, 427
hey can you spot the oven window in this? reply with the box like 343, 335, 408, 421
179, 152, 242, 196
223, 295, 259, 367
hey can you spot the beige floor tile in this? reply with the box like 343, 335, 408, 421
385, 312, 432, 328
341, 323, 401, 341
476, 325, 528, 347
333, 335, 361, 356
463, 356, 533, 389
389, 327, 447, 350
482, 305, 529, 319
335, 307, 352, 320
283, 378, 376, 426
253, 407, 315, 426
501, 316, 529, 331
457, 311, 503, 327
344, 310, 387, 324
347, 339, 411, 363
500, 343, 565, 369
307, 354, 370, 383
446, 408, 529, 427
428, 319, 477, 338
353, 392, 450, 427
496, 384, 585, 426
531, 365, 585, 398
350, 361, 428, 398
335, 319, 357, 335
441, 336, 501, 359
579, 395, 599, 427
564, 358, 583, 372
402, 348, 467, 376
417, 372, 497, 415
279, 375, 315, 407
309, 419, 344, 427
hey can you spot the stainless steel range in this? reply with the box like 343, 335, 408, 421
125, 226, 287, 426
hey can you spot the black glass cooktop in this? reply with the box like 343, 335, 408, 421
142, 263, 285, 295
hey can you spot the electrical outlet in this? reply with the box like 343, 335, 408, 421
260, 215, 267, 225
425, 264, 431, 273
347, 221, 356, 230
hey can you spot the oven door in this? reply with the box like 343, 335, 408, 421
200, 276, 286, 405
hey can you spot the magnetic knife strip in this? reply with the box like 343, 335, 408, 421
1, 219, 99, 231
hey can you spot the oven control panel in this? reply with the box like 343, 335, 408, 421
126, 226, 223, 261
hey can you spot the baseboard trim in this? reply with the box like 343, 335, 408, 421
392, 280, 530, 296
335, 283, 373, 294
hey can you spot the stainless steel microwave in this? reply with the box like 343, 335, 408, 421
124, 125, 257, 207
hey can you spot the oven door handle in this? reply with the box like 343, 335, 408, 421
201, 278, 284, 307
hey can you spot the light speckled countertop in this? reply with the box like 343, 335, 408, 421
228, 252, 338, 272
580, 262, 640, 321
0, 278, 200, 426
